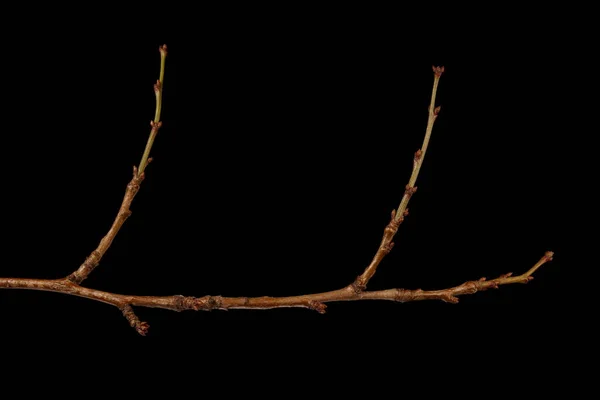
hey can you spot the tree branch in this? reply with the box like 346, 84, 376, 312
66, 45, 167, 284
0, 252, 554, 332
353, 66, 444, 292
0, 47, 553, 336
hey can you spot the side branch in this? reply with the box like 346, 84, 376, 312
67, 168, 144, 284
66, 44, 168, 284
353, 66, 444, 291
0, 252, 553, 335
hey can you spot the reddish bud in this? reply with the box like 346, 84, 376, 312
442, 294, 459, 304
136, 322, 150, 336
308, 301, 327, 314
159, 44, 168, 57
405, 185, 418, 196
414, 149, 423, 161
432, 65, 445, 77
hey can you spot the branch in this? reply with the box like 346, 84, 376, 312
0, 252, 554, 333
0, 47, 553, 336
353, 66, 444, 292
67, 44, 167, 284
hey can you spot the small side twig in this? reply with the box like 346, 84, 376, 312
121, 305, 150, 336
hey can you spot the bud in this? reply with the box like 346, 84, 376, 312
159, 44, 168, 57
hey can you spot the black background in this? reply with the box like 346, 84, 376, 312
0, 10, 579, 364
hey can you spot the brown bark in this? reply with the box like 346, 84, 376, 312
67, 166, 146, 284
0, 250, 554, 335
0, 48, 553, 335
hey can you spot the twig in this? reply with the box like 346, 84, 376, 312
352, 66, 444, 292
67, 45, 167, 284
0, 47, 553, 335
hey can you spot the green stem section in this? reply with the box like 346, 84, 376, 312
138, 45, 167, 176
154, 53, 166, 122
395, 74, 441, 220
138, 127, 159, 176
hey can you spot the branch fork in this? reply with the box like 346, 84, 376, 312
0, 52, 553, 336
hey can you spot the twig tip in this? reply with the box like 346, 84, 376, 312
136, 322, 150, 336
432, 65, 445, 77
121, 305, 150, 336
308, 300, 327, 314
159, 44, 168, 56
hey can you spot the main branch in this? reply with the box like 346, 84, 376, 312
0, 47, 554, 336
0, 251, 554, 334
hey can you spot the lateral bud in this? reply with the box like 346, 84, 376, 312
131, 166, 144, 182
405, 185, 418, 197
441, 294, 459, 304
387, 214, 402, 230
150, 120, 163, 129
308, 301, 327, 314
414, 149, 423, 161
154, 80, 162, 94
351, 277, 367, 294
382, 241, 395, 254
